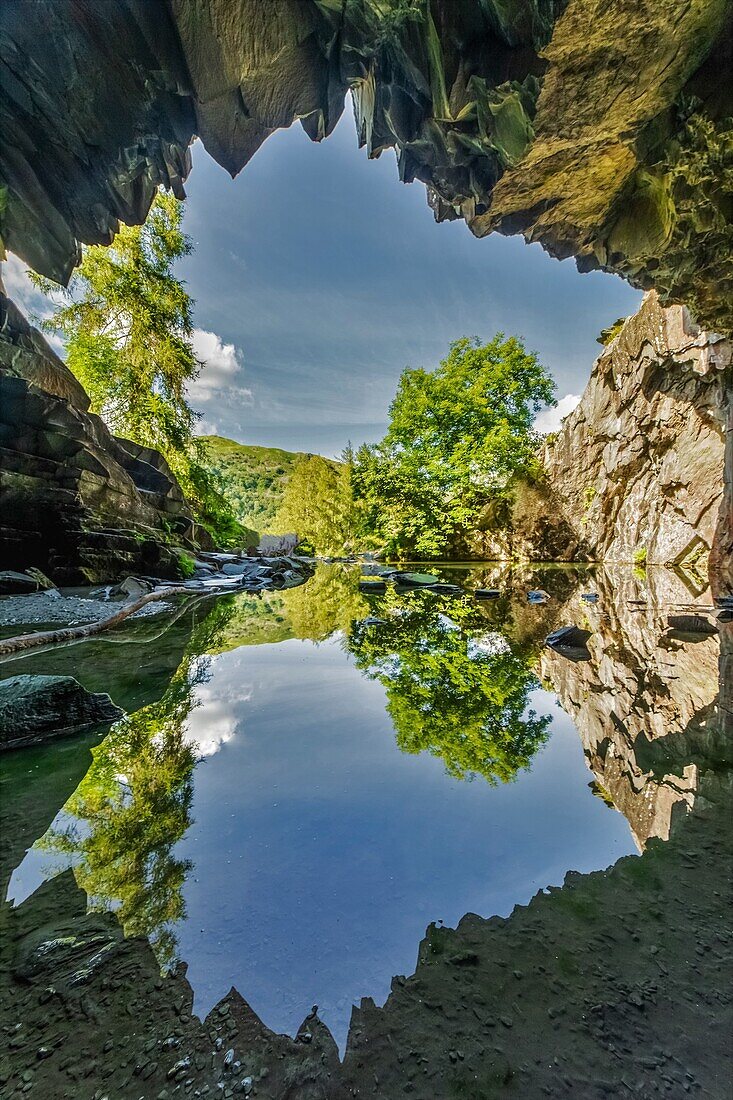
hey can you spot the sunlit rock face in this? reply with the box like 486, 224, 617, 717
541, 293, 731, 582
540, 567, 724, 850
0, 289, 200, 583
0, 0, 730, 331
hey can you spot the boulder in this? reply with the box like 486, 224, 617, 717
109, 576, 153, 601
0, 571, 40, 595
0, 675, 124, 750
360, 579, 387, 593
394, 572, 441, 586
545, 626, 593, 659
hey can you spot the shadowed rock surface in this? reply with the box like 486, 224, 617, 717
0, 674, 122, 750
1, 0, 731, 332
0, 287, 204, 582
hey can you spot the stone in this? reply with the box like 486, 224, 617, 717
360, 579, 387, 593
394, 572, 441, 586
0, 570, 40, 595
109, 577, 153, 601
545, 625, 593, 657
0, 674, 124, 750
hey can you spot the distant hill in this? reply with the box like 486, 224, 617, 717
197, 436, 307, 536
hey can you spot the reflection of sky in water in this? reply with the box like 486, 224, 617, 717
9, 632, 636, 1052
177, 637, 635, 1049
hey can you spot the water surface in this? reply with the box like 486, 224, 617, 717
2, 564, 668, 1047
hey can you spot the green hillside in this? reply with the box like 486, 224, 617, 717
198, 436, 306, 535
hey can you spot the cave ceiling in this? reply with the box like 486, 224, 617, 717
0, 0, 731, 331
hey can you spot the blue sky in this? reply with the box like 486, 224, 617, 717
6, 108, 642, 457
180, 112, 641, 454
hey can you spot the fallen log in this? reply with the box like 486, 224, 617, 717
0, 586, 192, 658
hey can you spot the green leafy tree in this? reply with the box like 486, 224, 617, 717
32, 192, 198, 453
30, 191, 243, 547
354, 335, 556, 557
348, 587, 550, 784
273, 453, 353, 554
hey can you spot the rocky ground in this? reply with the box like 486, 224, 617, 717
0, 555, 313, 632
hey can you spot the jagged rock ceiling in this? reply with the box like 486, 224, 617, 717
1, 0, 731, 330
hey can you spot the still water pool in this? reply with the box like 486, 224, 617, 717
5, 566, 638, 1048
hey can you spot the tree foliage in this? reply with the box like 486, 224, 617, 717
353, 335, 556, 557
273, 452, 354, 554
348, 587, 550, 784
31, 191, 244, 548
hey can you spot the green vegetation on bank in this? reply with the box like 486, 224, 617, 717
198, 436, 309, 535
244, 335, 555, 558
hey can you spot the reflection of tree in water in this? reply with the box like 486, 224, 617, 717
41, 597, 237, 969
348, 588, 550, 785
282, 564, 370, 642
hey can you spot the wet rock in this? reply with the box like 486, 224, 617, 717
0, 674, 124, 749
360, 579, 387, 593
545, 625, 593, 661
109, 576, 153, 601
394, 572, 441, 587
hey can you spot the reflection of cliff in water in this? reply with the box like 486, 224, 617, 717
540, 566, 726, 850
1, 564, 730, 1098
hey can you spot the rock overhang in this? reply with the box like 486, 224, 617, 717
0, 0, 731, 330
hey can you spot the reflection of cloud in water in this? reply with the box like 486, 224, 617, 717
183, 679, 253, 759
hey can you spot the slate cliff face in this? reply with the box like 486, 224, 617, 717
470, 293, 731, 587
0, 288, 200, 583
543, 293, 732, 582
0, 0, 730, 331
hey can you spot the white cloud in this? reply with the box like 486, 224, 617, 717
535, 393, 581, 435
2, 254, 67, 353
187, 328, 254, 429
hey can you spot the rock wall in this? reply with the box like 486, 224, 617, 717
0, 0, 730, 331
539, 293, 731, 582
0, 288, 201, 583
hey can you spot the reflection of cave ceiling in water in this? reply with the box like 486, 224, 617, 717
1, 0, 731, 331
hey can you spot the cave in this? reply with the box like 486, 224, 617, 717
0, 2, 732, 1098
